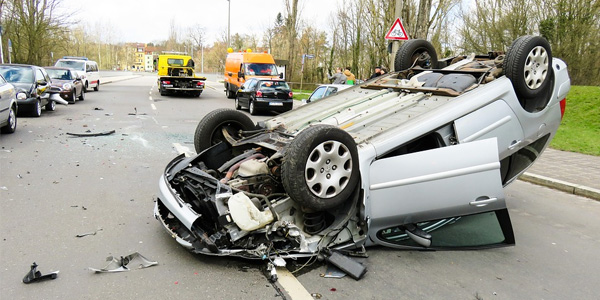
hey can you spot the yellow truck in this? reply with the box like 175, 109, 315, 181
156, 53, 206, 97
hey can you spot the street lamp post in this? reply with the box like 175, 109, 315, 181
227, 0, 231, 48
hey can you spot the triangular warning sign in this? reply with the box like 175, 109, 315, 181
385, 18, 409, 41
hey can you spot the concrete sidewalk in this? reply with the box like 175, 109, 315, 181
520, 148, 600, 200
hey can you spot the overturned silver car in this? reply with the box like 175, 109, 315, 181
155, 36, 570, 260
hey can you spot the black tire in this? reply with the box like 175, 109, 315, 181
504, 35, 554, 111
281, 125, 359, 211
79, 88, 85, 101
31, 100, 42, 117
84, 81, 89, 92
394, 39, 438, 71
225, 84, 235, 99
193, 108, 256, 154
93, 81, 99, 91
1, 104, 17, 134
249, 99, 257, 115
70, 91, 77, 104
45, 100, 56, 111
235, 96, 241, 110
195, 91, 202, 97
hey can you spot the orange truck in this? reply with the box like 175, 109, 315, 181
224, 50, 282, 98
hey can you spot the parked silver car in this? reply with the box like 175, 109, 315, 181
0, 74, 18, 134
155, 36, 570, 261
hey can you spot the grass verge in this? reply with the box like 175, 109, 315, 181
550, 85, 600, 156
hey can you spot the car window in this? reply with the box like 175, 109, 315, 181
0, 67, 34, 83
248, 80, 258, 90
258, 81, 289, 91
241, 79, 254, 90
244, 63, 278, 76
377, 211, 511, 248
324, 87, 338, 97
47, 69, 72, 80
55, 60, 85, 71
167, 59, 184, 66
309, 86, 327, 101
35, 69, 46, 82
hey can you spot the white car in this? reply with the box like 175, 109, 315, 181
302, 84, 352, 104
0, 74, 17, 134
55, 57, 100, 92
155, 36, 570, 266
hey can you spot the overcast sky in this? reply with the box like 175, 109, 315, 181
61, 0, 344, 45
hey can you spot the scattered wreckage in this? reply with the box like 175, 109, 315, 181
154, 36, 570, 270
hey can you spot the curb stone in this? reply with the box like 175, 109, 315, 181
519, 172, 600, 201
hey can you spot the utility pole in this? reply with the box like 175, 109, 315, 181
390, 0, 403, 72
227, 0, 231, 48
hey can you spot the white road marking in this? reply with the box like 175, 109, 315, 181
172, 143, 193, 157
275, 267, 313, 300
149, 96, 153, 101
151, 103, 157, 110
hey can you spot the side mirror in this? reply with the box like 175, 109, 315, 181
238, 71, 245, 79
279, 73, 284, 79
36, 79, 48, 85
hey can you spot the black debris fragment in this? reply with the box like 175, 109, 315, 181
23, 262, 59, 284
75, 231, 96, 238
66, 130, 116, 137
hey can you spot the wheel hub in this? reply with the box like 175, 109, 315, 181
524, 46, 548, 90
305, 140, 353, 198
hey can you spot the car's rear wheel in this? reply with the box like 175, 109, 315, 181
504, 35, 554, 112
1, 105, 17, 134
193, 108, 256, 154
45, 100, 56, 111
394, 39, 438, 71
226, 84, 235, 99
249, 99, 257, 115
281, 125, 359, 211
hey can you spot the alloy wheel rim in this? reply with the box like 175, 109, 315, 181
524, 46, 548, 90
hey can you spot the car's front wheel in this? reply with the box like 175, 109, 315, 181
70, 91, 77, 104
1, 105, 17, 134
79, 88, 85, 101
235, 96, 241, 110
249, 99, 257, 115
94, 81, 99, 91
282, 125, 359, 211
193, 108, 256, 154
31, 99, 42, 117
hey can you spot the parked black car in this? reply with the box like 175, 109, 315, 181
235, 78, 293, 115
45, 67, 85, 103
0, 64, 55, 117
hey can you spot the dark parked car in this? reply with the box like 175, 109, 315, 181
45, 67, 85, 103
235, 78, 293, 115
0, 64, 56, 117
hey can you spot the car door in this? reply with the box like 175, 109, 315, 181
34, 68, 50, 103
307, 86, 327, 103
367, 138, 515, 249
0, 76, 10, 122
237, 79, 253, 107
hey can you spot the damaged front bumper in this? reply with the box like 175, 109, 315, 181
154, 153, 364, 259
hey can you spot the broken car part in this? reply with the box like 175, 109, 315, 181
66, 130, 116, 137
23, 262, 59, 284
89, 252, 157, 273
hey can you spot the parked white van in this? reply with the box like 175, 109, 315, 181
54, 57, 100, 91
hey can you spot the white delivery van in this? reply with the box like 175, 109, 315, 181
55, 56, 100, 91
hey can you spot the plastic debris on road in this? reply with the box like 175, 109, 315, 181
89, 252, 158, 273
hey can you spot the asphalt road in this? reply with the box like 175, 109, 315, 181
1, 75, 599, 299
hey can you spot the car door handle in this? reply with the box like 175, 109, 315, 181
508, 140, 521, 150
469, 197, 498, 207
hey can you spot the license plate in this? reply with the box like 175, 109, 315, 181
269, 102, 283, 106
